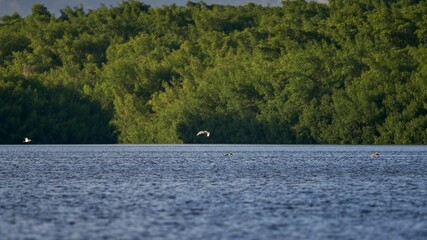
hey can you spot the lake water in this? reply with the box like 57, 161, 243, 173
0, 145, 426, 239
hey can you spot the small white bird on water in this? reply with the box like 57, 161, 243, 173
197, 130, 210, 137
23, 137, 32, 143
370, 152, 380, 158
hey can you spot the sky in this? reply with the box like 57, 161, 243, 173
0, 0, 328, 17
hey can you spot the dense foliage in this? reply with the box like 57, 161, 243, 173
1, 0, 426, 144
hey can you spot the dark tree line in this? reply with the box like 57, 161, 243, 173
0, 0, 426, 144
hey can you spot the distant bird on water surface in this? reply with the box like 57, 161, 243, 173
23, 137, 31, 143
197, 130, 210, 137
370, 152, 380, 158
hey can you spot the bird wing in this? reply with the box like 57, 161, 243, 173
197, 130, 210, 136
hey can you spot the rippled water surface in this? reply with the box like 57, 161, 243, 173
1, 145, 426, 239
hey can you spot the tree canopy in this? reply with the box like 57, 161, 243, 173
0, 0, 426, 144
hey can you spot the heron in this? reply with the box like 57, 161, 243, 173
197, 130, 210, 137
23, 137, 31, 143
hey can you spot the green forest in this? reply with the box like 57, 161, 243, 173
0, 0, 426, 144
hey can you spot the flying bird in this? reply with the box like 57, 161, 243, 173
23, 137, 32, 143
197, 130, 210, 137
224, 152, 233, 157
370, 152, 380, 158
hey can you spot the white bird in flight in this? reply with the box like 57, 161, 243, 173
197, 130, 210, 137
224, 152, 233, 157
370, 152, 380, 158
23, 137, 32, 143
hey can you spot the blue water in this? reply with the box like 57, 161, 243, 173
0, 145, 426, 239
